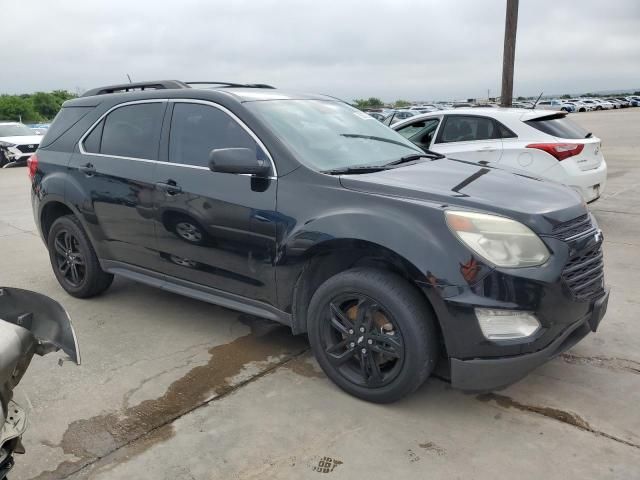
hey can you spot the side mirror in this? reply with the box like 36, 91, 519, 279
209, 148, 270, 176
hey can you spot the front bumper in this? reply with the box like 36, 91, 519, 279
450, 288, 609, 392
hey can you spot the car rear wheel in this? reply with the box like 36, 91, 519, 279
48, 215, 114, 298
307, 268, 438, 403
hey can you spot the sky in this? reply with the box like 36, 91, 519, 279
1, 0, 639, 101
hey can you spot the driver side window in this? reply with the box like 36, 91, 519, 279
169, 103, 260, 168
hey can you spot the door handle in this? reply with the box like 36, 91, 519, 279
78, 163, 95, 176
477, 147, 497, 152
155, 180, 182, 195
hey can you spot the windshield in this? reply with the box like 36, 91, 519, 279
246, 100, 421, 171
0, 123, 34, 137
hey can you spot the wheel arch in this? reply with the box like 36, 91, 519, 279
39, 199, 75, 242
289, 238, 446, 355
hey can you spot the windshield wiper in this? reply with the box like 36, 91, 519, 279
585, 132, 593, 138
340, 133, 414, 149
385, 151, 445, 167
322, 165, 391, 175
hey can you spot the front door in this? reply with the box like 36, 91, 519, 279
153, 101, 278, 305
68, 101, 165, 269
432, 114, 503, 165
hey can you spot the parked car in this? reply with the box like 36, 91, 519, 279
591, 98, 615, 110
392, 108, 607, 203
576, 99, 604, 111
536, 100, 575, 112
0, 122, 43, 168
0, 287, 80, 479
625, 96, 640, 107
565, 100, 593, 112
31, 80, 608, 403
611, 98, 631, 108
28, 123, 51, 135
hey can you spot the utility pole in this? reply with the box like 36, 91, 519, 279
500, 0, 519, 107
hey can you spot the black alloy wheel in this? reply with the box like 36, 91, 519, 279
308, 268, 438, 403
320, 294, 405, 388
53, 229, 86, 287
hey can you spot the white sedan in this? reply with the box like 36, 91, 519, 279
392, 108, 607, 203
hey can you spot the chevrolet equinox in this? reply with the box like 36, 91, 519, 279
29, 80, 609, 403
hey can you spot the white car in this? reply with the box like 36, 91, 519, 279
536, 99, 575, 112
0, 122, 43, 168
566, 100, 594, 112
392, 108, 607, 202
590, 99, 615, 110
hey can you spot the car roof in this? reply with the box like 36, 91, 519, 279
390, 107, 564, 128
64, 80, 343, 107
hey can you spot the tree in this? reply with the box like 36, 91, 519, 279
352, 97, 384, 110
0, 90, 77, 122
32, 92, 60, 118
394, 100, 410, 108
0, 95, 41, 122
561, 94, 571, 99
516, 96, 526, 101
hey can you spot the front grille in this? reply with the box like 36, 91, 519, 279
551, 214, 595, 241
562, 244, 605, 300
16, 144, 38, 154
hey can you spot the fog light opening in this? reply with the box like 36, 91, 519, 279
475, 308, 540, 340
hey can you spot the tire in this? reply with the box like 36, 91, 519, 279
307, 267, 438, 403
47, 215, 114, 298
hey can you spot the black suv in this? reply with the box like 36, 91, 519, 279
30, 80, 609, 403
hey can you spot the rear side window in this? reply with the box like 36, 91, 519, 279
497, 121, 517, 138
436, 115, 498, 143
169, 103, 259, 168
40, 106, 93, 148
99, 103, 164, 159
525, 114, 589, 139
83, 119, 104, 153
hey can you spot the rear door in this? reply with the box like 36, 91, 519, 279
69, 101, 165, 269
152, 100, 278, 305
431, 114, 503, 164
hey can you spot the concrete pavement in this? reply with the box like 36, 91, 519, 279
1, 108, 639, 479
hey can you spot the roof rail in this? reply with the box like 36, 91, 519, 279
186, 82, 276, 89
81, 80, 190, 97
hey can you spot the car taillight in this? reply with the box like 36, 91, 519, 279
526, 143, 584, 161
27, 154, 38, 180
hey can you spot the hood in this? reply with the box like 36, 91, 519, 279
0, 135, 42, 145
339, 158, 586, 234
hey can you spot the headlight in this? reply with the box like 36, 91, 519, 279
445, 210, 550, 268
0, 141, 16, 148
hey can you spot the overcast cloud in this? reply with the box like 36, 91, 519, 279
1, 0, 639, 100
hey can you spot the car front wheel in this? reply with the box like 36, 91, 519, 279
307, 268, 438, 403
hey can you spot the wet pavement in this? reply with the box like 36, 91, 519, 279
1, 108, 639, 479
